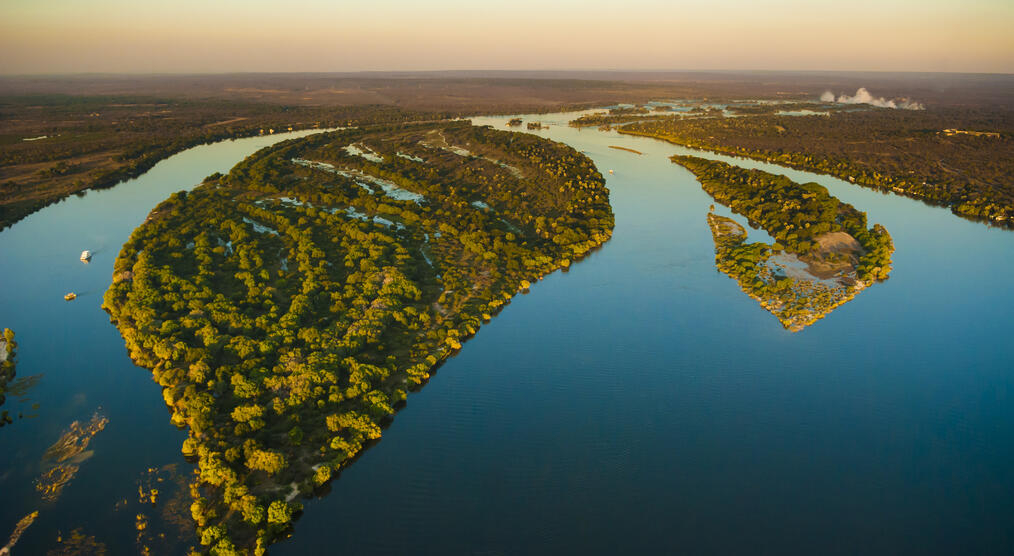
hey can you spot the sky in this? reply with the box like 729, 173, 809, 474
1, 0, 1012, 74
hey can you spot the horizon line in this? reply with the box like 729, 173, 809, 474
2, 69, 1013, 79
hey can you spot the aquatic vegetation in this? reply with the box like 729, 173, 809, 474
4, 373, 42, 403
109, 464, 196, 554
47, 528, 108, 556
103, 121, 613, 553
2, 402, 108, 554
0, 511, 38, 556
35, 412, 109, 502
675, 156, 894, 331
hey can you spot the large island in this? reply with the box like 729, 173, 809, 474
102, 120, 613, 553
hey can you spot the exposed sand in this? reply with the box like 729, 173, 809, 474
814, 231, 863, 256
801, 231, 865, 279
708, 213, 746, 239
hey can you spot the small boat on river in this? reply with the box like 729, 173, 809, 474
80, 250, 92, 262
64, 292, 77, 301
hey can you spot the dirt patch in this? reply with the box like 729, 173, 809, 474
814, 231, 863, 256
800, 231, 864, 279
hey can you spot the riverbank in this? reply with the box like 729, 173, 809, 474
619, 111, 1014, 227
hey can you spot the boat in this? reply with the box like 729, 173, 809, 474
80, 250, 92, 262
64, 293, 77, 301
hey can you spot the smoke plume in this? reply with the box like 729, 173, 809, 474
820, 88, 924, 110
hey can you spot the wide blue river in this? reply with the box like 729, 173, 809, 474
2, 111, 1012, 554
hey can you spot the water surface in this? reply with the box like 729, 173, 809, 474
279, 112, 1014, 555
0, 129, 329, 554
2, 113, 1013, 555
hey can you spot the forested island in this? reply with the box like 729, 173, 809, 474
102, 120, 613, 553
624, 109, 1014, 226
673, 156, 894, 331
0, 328, 16, 426
569, 113, 661, 128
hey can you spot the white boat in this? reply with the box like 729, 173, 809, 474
80, 250, 92, 262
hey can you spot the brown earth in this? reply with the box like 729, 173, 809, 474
801, 231, 865, 279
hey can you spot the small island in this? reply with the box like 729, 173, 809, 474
608, 105, 650, 115
608, 145, 643, 155
569, 111, 664, 128
103, 120, 614, 553
0, 328, 17, 426
673, 156, 894, 331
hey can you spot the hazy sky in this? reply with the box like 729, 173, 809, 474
2, 0, 1012, 74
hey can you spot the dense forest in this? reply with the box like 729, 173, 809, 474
624, 108, 1014, 225
673, 156, 894, 330
722, 101, 836, 116
569, 105, 660, 128
103, 121, 613, 553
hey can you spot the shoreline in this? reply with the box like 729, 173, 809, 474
618, 127, 1014, 230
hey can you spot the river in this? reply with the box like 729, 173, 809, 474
2, 112, 1013, 554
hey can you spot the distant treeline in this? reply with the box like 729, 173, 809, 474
0, 96, 448, 231
623, 108, 1014, 226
